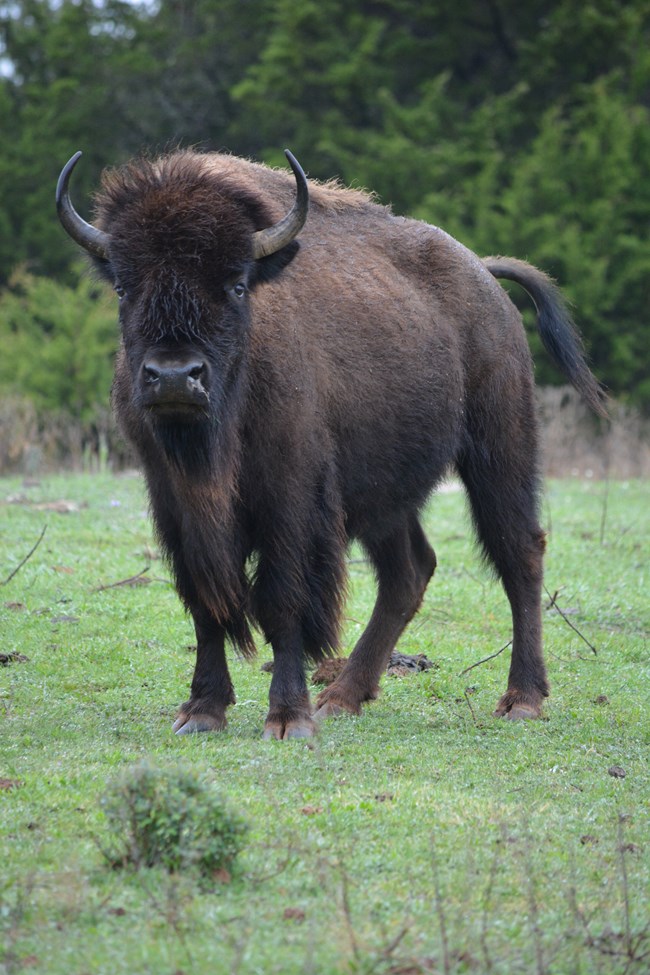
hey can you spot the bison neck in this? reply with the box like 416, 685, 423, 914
141, 387, 255, 655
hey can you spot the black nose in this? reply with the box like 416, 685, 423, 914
143, 360, 206, 386
141, 356, 209, 409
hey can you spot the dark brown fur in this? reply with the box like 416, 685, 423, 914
87, 149, 604, 738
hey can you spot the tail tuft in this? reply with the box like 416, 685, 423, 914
483, 256, 608, 419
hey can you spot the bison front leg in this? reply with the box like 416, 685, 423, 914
315, 515, 436, 719
263, 619, 315, 740
173, 608, 235, 735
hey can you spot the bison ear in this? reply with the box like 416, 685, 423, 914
251, 240, 300, 287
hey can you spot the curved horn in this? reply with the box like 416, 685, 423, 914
56, 151, 110, 260
252, 150, 309, 259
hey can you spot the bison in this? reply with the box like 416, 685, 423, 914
56, 148, 605, 739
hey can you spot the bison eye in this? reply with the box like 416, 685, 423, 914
227, 281, 247, 300
114, 283, 127, 300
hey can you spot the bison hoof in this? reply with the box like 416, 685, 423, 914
493, 692, 543, 721
314, 683, 365, 719
172, 712, 227, 735
262, 718, 315, 740
313, 701, 349, 721
501, 704, 541, 721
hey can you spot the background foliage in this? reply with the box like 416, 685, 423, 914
0, 0, 648, 427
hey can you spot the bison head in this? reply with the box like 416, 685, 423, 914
56, 149, 308, 467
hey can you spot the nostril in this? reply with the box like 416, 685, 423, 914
143, 364, 161, 384
188, 363, 205, 381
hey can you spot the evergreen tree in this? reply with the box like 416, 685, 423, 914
0, 0, 647, 408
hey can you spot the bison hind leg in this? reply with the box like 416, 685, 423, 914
457, 382, 549, 720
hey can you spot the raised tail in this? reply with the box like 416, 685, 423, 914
483, 256, 608, 418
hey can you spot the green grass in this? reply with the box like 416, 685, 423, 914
1, 472, 649, 975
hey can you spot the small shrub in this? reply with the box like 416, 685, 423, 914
101, 763, 248, 879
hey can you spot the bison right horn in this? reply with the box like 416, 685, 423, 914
56, 151, 110, 260
252, 150, 309, 259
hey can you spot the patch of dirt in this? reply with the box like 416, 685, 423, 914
311, 658, 347, 685
0, 778, 22, 791
0, 652, 29, 665
307, 652, 435, 684
262, 651, 436, 682
386, 652, 435, 675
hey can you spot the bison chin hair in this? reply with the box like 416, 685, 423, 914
151, 415, 219, 476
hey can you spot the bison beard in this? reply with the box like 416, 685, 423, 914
57, 148, 606, 739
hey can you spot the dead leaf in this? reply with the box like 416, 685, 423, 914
283, 907, 306, 923
34, 500, 83, 513
212, 868, 231, 884
619, 842, 641, 854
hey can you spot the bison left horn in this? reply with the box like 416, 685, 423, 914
56, 151, 110, 260
252, 150, 309, 259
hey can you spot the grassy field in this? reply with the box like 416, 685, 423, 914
1, 472, 648, 975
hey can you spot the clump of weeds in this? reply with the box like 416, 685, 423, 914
100, 762, 248, 883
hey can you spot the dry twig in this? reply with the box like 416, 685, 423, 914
1, 524, 47, 586
544, 586, 598, 655
458, 641, 510, 677
93, 567, 153, 592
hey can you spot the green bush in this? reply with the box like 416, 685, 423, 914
101, 763, 248, 879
